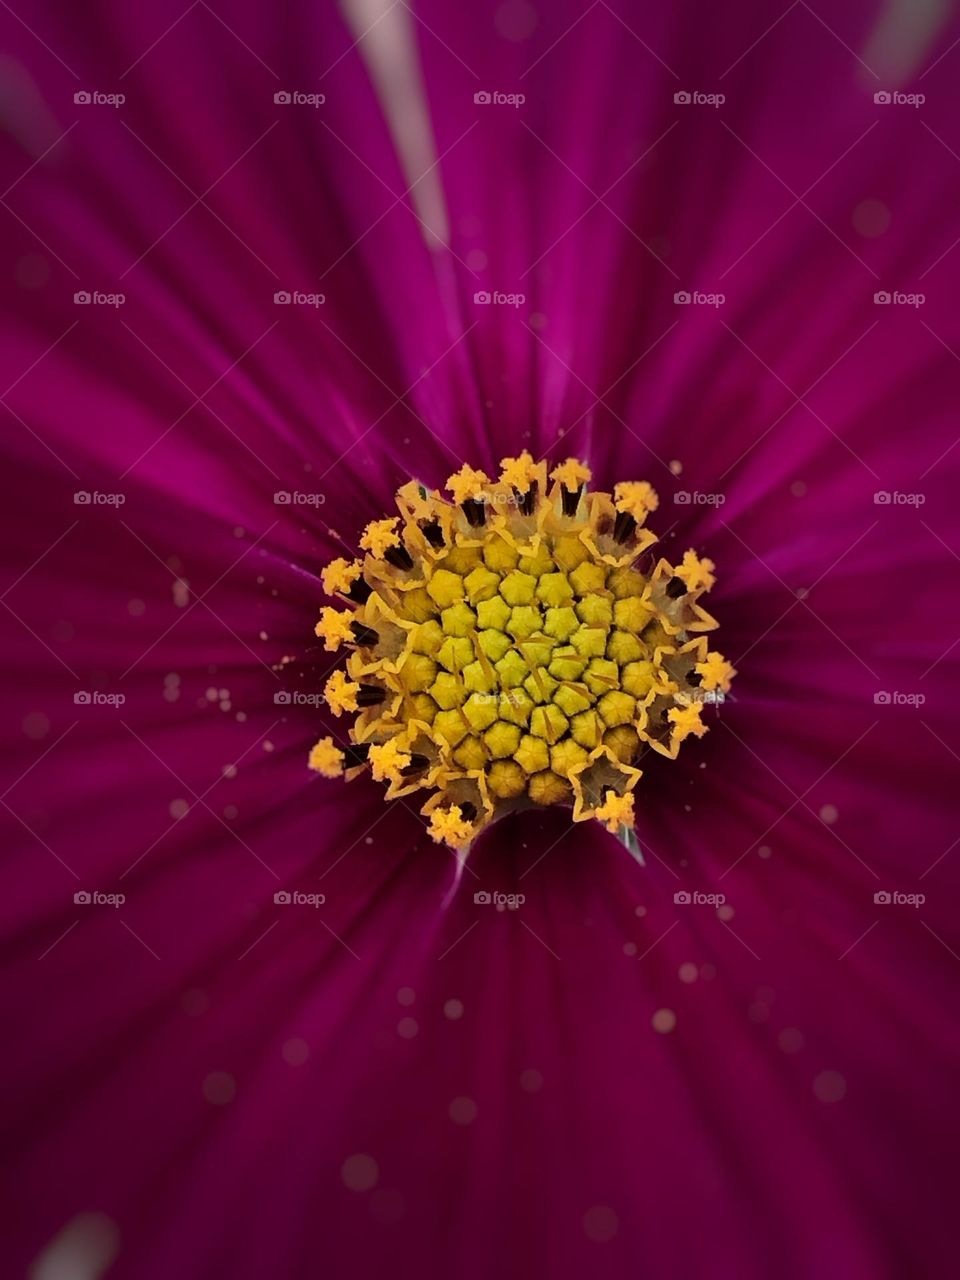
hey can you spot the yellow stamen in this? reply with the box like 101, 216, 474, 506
595, 789, 635, 833
324, 670, 360, 716
446, 465, 490, 505
499, 450, 538, 493
308, 737, 344, 777
427, 804, 474, 847
614, 481, 659, 522
360, 518, 401, 559
315, 607, 355, 651
322, 557, 362, 596
550, 458, 592, 491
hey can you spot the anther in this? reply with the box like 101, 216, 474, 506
384, 545, 414, 571
356, 684, 386, 707
350, 621, 379, 646
665, 576, 687, 599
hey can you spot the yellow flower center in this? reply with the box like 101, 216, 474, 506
310, 457, 735, 847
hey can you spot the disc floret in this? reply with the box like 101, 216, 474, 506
308, 457, 735, 849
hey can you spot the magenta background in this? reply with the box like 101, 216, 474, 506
1, 2, 959, 1277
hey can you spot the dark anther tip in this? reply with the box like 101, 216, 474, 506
462, 498, 487, 527
561, 484, 583, 517
348, 577, 372, 604
613, 510, 637, 544
421, 520, 445, 548
665, 576, 687, 599
356, 684, 386, 707
384, 545, 414, 571
350, 622, 379, 647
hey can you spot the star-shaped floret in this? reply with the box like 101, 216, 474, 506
446, 465, 490, 505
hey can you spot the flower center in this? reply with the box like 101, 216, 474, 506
309, 455, 734, 848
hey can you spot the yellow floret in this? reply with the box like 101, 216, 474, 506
621, 660, 659, 699
696, 651, 736, 692
477, 628, 512, 662
453, 736, 488, 770
446, 465, 490, 505
569, 710, 603, 749
462, 693, 499, 733
576, 596, 613, 628
440, 546, 482, 574
476, 596, 511, 631
548, 649, 587, 681
464, 565, 500, 603
482, 536, 519, 574
360, 518, 401, 559
550, 738, 590, 776
675, 550, 716, 593
495, 650, 529, 688
410, 693, 437, 724
507, 605, 542, 639
613, 596, 653, 633
606, 630, 645, 664
394, 586, 436, 623
315, 607, 355, 652
324, 670, 360, 716
515, 734, 550, 774
668, 702, 707, 742
569, 562, 607, 595
429, 671, 464, 711
552, 533, 589, 571
570, 625, 607, 658
432, 709, 468, 747
583, 658, 619, 696
499, 688, 534, 727
487, 760, 526, 799
523, 669, 558, 705
529, 704, 568, 744
427, 569, 465, 608
308, 737, 344, 777
536, 572, 574, 607
550, 458, 592, 490
483, 721, 522, 759
613, 481, 658, 521
441, 602, 478, 637
499, 571, 536, 606
607, 567, 646, 599
603, 725, 640, 762
544, 606, 580, 642
597, 690, 636, 727
462, 660, 497, 695
428, 805, 474, 847
437, 635, 474, 671
368, 737, 411, 782
554, 684, 591, 717
528, 770, 571, 805
400, 653, 437, 693
518, 544, 555, 577
322, 558, 362, 596
409, 620, 444, 656
499, 450, 538, 493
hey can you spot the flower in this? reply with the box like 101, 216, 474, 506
3, 3, 959, 1278
312, 460, 731, 847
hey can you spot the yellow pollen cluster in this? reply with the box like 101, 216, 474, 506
309, 457, 735, 848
